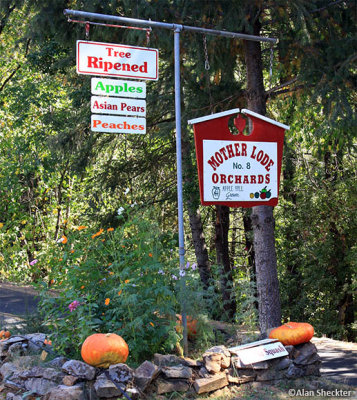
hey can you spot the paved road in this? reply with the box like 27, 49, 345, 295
312, 337, 357, 387
0, 282, 356, 387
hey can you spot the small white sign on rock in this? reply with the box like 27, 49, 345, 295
229, 339, 288, 365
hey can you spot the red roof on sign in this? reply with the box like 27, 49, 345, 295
188, 108, 290, 131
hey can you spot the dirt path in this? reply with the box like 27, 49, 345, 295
1, 281, 356, 386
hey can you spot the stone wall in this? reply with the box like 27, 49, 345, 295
0, 333, 321, 399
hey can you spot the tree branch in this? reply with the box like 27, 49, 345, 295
0, 38, 31, 92
311, 0, 346, 14
0, 4, 16, 36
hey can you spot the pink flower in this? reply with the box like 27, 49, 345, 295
68, 300, 80, 312
29, 259, 38, 266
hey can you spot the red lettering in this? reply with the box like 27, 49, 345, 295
208, 156, 220, 171
226, 144, 234, 158
250, 175, 256, 184
219, 147, 228, 160
103, 62, 113, 72
265, 159, 274, 171
228, 175, 233, 184
93, 119, 101, 128
265, 174, 270, 184
215, 151, 223, 164
261, 153, 270, 166
256, 150, 264, 162
250, 145, 257, 159
235, 175, 242, 184
212, 173, 219, 183
258, 175, 264, 184
87, 56, 99, 68
241, 143, 247, 156
220, 174, 227, 184
243, 175, 249, 184
139, 62, 148, 73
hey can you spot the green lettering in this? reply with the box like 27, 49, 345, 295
95, 81, 105, 91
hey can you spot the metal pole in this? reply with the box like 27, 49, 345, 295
63, 9, 278, 44
174, 26, 188, 356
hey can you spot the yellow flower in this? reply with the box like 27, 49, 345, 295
124, 279, 129, 284
105, 298, 110, 306
77, 225, 87, 231
0, 223, 3, 228
107, 227, 114, 232
21, 220, 27, 225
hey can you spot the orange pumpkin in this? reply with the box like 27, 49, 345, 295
0, 330, 11, 339
269, 322, 314, 345
81, 333, 129, 368
176, 314, 198, 339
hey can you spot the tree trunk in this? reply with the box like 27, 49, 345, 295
215, 205, 236, 319
243, 209, 258, 311
243, 17, 282, 334
181, 125, 212, 289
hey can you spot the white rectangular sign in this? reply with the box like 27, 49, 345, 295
91, 96, 146, 117
77, 40, 159, 80
202, 140, 278, 203
91, 114, 146, 134
235, 341, 288, 365
91, 78, 146, 98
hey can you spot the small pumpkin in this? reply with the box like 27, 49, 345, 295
0, 330, 11, 339
176, 314, 198, 339
81, 333, 129, 368
269, 322, 314, 346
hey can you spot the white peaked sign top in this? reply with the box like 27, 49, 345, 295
77, 40, 159, 80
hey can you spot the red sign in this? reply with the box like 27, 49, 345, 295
188, 109, 289, 208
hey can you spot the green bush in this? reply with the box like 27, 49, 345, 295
38, 208, 185, 362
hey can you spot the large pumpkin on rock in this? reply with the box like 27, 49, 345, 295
269, 322, 314, 346
81, 333, 129, 368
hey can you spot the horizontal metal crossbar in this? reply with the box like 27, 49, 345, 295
63, 9, 278, 44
